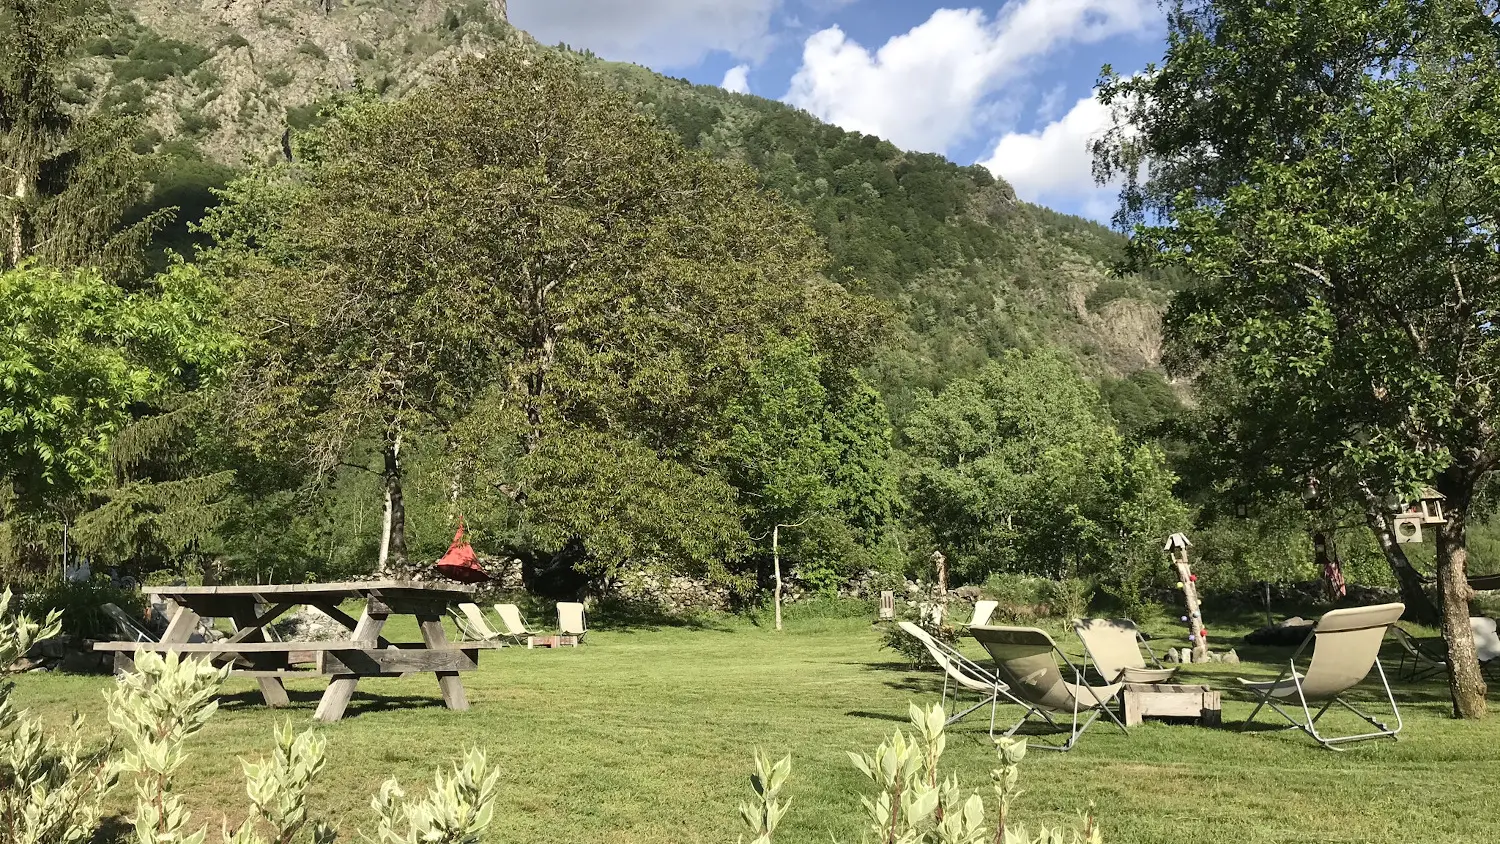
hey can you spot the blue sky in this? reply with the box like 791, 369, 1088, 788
508, 1, 1167, 221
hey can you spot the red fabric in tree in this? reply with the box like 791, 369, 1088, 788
433, 521, 488, 584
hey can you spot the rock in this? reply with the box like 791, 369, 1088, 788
32, 636, 70, 660
270, 607, 349, 642
1165, 648, 1180, 663
1223, 650, 1240, 665
1178, 648, 1193, 664
60, 649, 110, 674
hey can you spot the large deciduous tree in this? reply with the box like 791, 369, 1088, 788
1096, 0, 1500, 716
902, 350, 1184, 598
209, 46, 881, 579
0, 262, 232, 578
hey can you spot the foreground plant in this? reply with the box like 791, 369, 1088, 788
740, 702, 1100, 844
0, 592, 499, 844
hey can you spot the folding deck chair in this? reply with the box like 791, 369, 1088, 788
1390, 625, 1447, 682
450, 603, 506, 644
494, 604, 537, 646
966, 600, 999, 628
898, 622, 1025, 728
1240, 602, 1405, 750
102, 603, 157, 643
1074, 618, 1177, 684
969, 625, 1127, 751
557, 601, 587, 645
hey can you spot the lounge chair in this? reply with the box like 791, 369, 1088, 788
898, 621, 1025, 728
1074, 618, 1177, 684
557, 601, 587, 644
1475, 617, 1500, 681
1390, 617, 1500, 683
102, 603, 157, 643
1240, 602, 1404, 750
1390, 625, 1447, 682
967, 600, 999, 628
969, 625, 1127, 751
493, 603, 537, 646
450, 603, 506, 644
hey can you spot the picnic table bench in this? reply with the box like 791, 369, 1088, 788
94, 581, 498, 722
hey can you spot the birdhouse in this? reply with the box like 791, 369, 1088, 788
1301, 477, 1323, 511
1393, 515, 1424, 544
1163, 532, 1192, 565
1417, 487, 1446, 524
1232, 501, 1249, 519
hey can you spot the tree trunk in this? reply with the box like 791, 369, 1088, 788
379, 431, 406, 572
1362, 495, 1440, 625
1436, 503, 1487, 719
11, 171, 29, 268
773, 524, 783, 632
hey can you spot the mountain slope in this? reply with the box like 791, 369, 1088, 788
83, 0, 1169, 417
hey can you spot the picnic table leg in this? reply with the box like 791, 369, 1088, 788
161, 600, 202, 644
228, 605, 290, 708
314, 606, 388, 723
418, 613, 469, 712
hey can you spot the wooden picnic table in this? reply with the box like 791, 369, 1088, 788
94, 581, 499, 722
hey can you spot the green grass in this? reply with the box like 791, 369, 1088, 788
8, 607, 1499, 843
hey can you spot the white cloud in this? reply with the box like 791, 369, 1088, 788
509, 0, 781, 68
784, 0, 1156, 154
721, 64, 753, 94
979, 92, 1116, 213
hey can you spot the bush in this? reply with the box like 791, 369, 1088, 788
21, 579, 145, 640
352, 40, 376, 61
265, 68, 294, 87
178, 108, 221, 136
0, 591, 501, 843
217, 33, 251, 51
738, 702, 1103, 844
296, 41, 328, 61
1041, 577, 1094, 622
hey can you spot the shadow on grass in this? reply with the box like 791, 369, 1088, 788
587, 599, 737, 634
218, 687, 448, 718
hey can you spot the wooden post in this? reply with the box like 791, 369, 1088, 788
1164, 533, 1208, 662
772, 524, 783, 632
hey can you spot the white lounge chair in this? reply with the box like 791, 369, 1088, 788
557, 602, 587, 644
493, 603, 537, 646
450, 603, 506, 644
898, 621, 1024, 728
969, 624, 1127, 751
967, 600, 999, 628
1074, 618, 1177, 684
1240, 602, 1405, 750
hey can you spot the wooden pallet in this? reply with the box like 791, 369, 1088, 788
527, 635, 580, 649
1121, 683, 1222, 727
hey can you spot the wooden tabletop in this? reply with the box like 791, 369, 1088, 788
142, 580, 476, 598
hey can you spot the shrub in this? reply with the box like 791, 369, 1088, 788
352, 40, 376, 61
0, 590, 500, 843
217, 33, 251, 51
296, 41, 328, 61
178, 109, 220, 136
1041, 577, 1094, 623
265, 68, 294, 87
20, 579, 146, 640
190, 66, 221, 89
738, 702, 1102, 844
70, 72, 95, 91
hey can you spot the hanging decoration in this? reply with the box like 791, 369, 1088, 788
433, 519, 489, 584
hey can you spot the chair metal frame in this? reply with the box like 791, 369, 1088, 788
1389, 625, 1447, 682
971, 626, 1128, 752
1242, 625, 1403, 751
906, 626, 1028, 729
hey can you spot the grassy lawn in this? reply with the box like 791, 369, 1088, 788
9, 604, 1498, 843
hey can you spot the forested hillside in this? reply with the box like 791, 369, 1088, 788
8, 0, 1315, 608
67, 0, 1176, 422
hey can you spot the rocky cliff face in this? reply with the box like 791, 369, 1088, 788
82, 0, 512, 163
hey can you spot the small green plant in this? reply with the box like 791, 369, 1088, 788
352, 40, 376, 61
740, 703, 1102, 844
265, 69, 295, 88
737, 750, 791, 844
22, 579, 146, 640
1040, 579, 1094, 625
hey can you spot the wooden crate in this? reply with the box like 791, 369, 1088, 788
1120, 683, 1222, 727
527, 635, 580, 649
